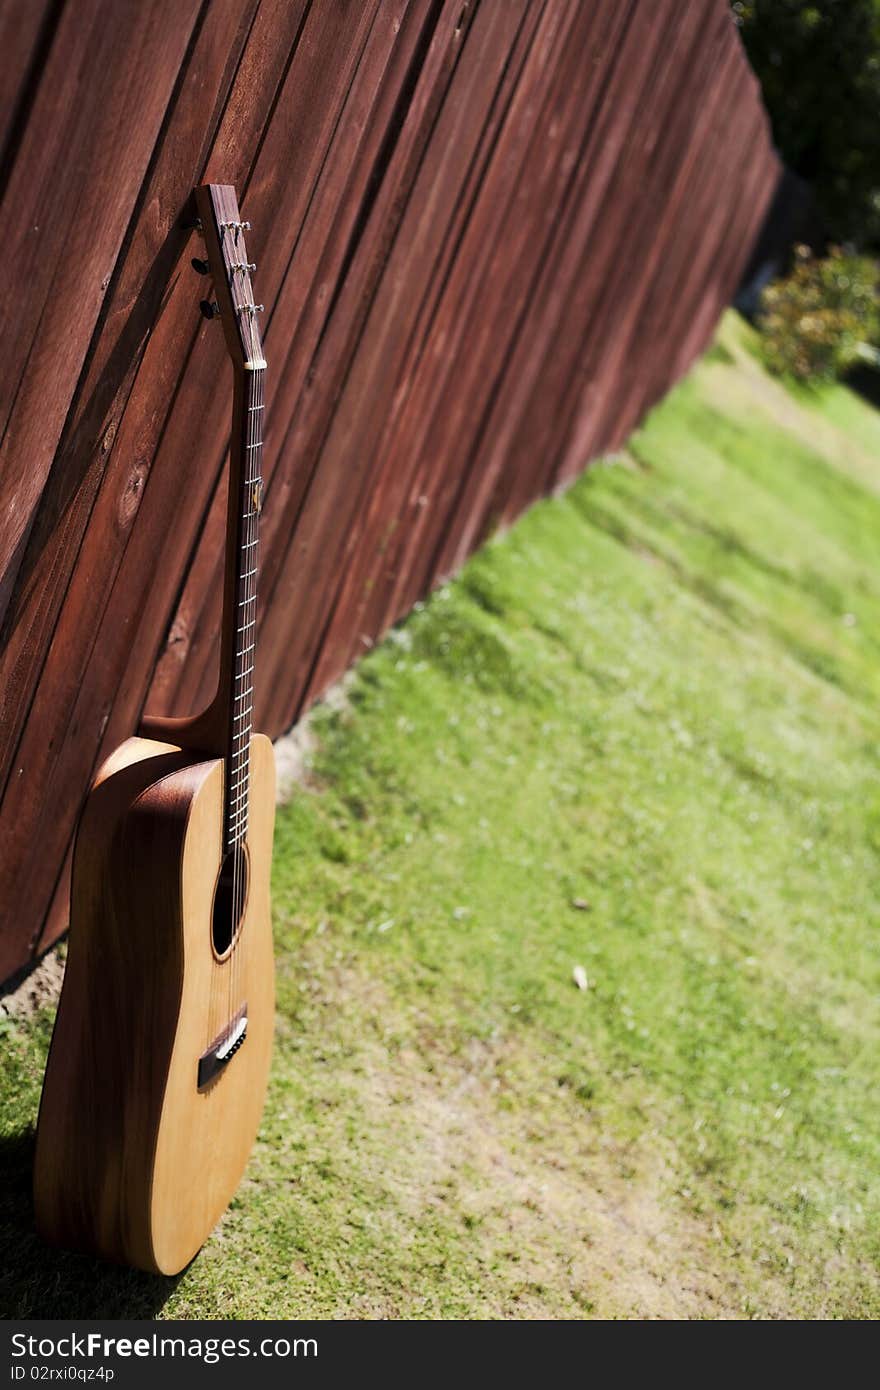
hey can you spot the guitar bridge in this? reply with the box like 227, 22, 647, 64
197, 1003, 248, 1089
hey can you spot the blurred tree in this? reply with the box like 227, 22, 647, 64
734, 1, 880, 251
758, 244, 880, 381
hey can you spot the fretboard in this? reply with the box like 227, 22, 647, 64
224, 367, 264, 851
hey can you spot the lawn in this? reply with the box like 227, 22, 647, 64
2, 313, 879, 1319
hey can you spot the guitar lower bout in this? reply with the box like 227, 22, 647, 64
33, 732, 276, 1275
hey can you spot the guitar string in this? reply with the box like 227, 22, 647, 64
231, 329, 251, 1038
234, 362, 256, 1031
235, 363, 250, 1022
241, 364, 260, 1021
229, 216, 240, 1055
232, 230, 240, 1042
208, 209, 262, 1070
242, 363, 263, 1026
217, 211, 232, 1060
231, 228, 253, 1045
233, 347, 262, 1039
226, 211, 241, 1058
232, 327, 245, 1036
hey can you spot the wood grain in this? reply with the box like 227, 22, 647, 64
33, 734, 275, 1274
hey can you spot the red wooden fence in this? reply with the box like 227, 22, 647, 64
0, 0, 779, 983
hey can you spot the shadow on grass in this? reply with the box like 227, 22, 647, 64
0, 1131, 180, 1318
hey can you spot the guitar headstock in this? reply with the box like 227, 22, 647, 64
193, 184, 265, 371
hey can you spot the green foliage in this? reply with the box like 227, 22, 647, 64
735, 1, 880, 251
758, 245, 880, 382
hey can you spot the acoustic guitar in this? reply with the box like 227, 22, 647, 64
34, 185, 275, 1275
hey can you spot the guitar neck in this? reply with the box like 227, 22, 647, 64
138, 186, 267, 815
218, 365, 265, 851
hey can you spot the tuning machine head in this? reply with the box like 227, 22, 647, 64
194, 185, 265, 366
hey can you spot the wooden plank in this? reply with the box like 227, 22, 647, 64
396, 0, 682, 586
0, 0, 264, 804
445, 0, 719, 551
0, 0, 202, 619
507, 0, 721, 503
0, 0, 56, 178
539, 0, 738, 490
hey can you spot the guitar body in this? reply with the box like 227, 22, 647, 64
34, 732, 275, 1275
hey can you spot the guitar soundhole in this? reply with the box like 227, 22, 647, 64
211, 844, 249, 957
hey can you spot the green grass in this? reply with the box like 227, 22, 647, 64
3, 312, 880, 1318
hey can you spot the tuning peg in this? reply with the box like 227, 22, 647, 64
200, 300, 220, 320
191, 257, 210, 275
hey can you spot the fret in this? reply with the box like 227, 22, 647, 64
222, 366, 265, 849
188, 191, 266, 853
